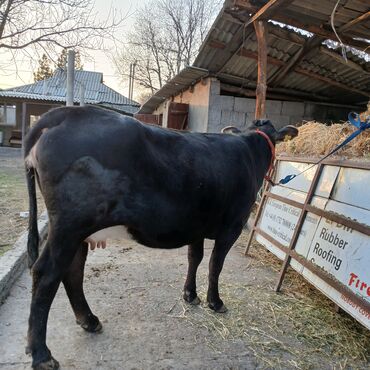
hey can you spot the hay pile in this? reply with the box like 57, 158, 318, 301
277, 121, 370, 159
169, 240, 370, 369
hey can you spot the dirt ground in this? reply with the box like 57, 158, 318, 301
0, 147, 44, 256
0, 234, 369, 370
0, 148, 369, 369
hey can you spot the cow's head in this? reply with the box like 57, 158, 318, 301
222, 120, 298, 143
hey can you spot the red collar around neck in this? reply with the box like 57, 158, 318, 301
255, 129, 276, 186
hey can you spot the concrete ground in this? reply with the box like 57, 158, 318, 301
0, 239, 259, 369
0, 236, 369, 370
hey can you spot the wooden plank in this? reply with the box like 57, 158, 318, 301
270, 13, 370, 51
275, 164, 324, 292
221, 82, 305, 101
207, 39, 226, 49
255, 227, 370, 316
244, 179, 272, 255
276, 155, 370, 171
266, 191, 370, 236
237, 48, 370, 97
339, 10, 370, 32
268, 24, 306, 45
208, 27, 255, 73
239, 48, 284, 66
233, 1, 370, 49
245, 0, 294, 27
294, 67, 370, 97
254, 20, 268, 119
305, 204, 370, 237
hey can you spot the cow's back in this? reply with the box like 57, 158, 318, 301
26, 106, 262, 245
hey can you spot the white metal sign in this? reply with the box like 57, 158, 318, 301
256, 161, 370, 330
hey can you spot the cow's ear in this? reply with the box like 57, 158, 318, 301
274, 125, 299, 142
221, 126, 241, 134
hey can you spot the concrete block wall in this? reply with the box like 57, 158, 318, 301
153, 78, 352, 134
207, 79, 351, 132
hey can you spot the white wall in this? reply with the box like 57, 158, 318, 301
154, 78, 211, 132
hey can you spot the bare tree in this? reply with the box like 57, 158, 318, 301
0, 0, 123, 67
114, 0, 221, 95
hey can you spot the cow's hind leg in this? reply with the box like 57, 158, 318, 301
183, 240, 204, 305
207, 226, 242, 313
63, 242, 102, 333
26, 233, 79, 370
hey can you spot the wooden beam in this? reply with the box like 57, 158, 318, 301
220, 83, 256, 97
245, 0, 294, 27
254, 20, 268, 119
269, 35, 323, 87
221, 82, 305, 101
214, 0, 295, 78
319, 46, 370, 75
270, 14, 370, 51
339, 11, 370, 32
199, 27, 254, 72
232, 2, 370, 51
238, 48, 370, 97
207, 39, 226, 49
218, 76, 332, 102
268, 23, 306, 45
294, 67, 370, 97
238, 47, 283, 66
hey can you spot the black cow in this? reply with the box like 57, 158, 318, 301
24, 106, 298, 369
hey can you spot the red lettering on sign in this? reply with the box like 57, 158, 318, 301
348, 273, 370, 297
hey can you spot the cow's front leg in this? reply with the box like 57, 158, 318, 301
183, 240, 204, 305
207, 226, 242, 313
27, 234, 77, 370
63, 242, 102, 333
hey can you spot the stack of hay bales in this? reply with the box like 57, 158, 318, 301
277, 120, 370, 160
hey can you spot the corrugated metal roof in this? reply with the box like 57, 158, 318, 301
1, 69, 140, 114
140, 0, 369, 113
138, 66, 209, 114
192, 0, 369, 105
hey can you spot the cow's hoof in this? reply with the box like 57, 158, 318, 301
77, 315, 103, 333
188, 296, 201, 305
183, 291, 201, 305
33, 356, 60, 370
208, 302, 228, 313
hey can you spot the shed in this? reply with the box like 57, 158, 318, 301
138, 0, 370, 133
0, 69, 140, 147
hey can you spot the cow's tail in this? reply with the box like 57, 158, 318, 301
26, 165, 39, 269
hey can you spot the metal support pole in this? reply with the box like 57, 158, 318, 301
128, 63, 132, 100
80, 84, 85, 106
66, 50, 75, 106
21, 102, 27, 156
131, 61, 137, 100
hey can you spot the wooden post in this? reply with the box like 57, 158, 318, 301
254, 20, 267, 120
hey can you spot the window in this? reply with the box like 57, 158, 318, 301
30, 115, 40, 127
0, 104, 16, 126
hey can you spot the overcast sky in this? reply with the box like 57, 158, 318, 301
0, 0, 141, 99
